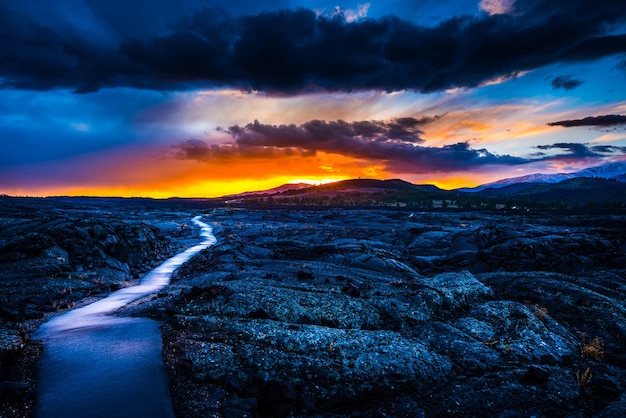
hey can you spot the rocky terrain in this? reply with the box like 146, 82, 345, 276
0, 197, 197, 417
132, 208, 626, 417
2, 196, 626, 417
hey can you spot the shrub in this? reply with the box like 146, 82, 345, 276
580, 333, 604, 361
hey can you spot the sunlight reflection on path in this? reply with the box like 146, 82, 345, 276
34, 215, 216, 338
34, 215, 216, 418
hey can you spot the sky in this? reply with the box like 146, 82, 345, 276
1, 0, 626, 198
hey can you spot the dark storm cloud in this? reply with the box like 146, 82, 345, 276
1, 0, 625, 93
173, 118, 529, 173
176, 139, 210, 159
536, 143, 601, 158
548, 115, 626, 127
220, 117, 434, 147
174, 116, 626, 172
551, 75, 584, 90
173, 138, 305, 160
590, 145, 626, 153
534, 142, 626, 159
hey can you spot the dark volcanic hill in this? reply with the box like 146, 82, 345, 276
225, 183, 311, 198
290, 178, 442, 193
224, 177, 626, 210
226, 178, 451, 207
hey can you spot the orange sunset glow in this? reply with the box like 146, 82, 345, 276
1, 1, 625, 198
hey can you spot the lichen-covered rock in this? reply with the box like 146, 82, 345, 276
172, 314, 452, 409
178, 279, 384, 330
415, 270, 494, 311
416, 321, 502, 374
0, 329, 23, 354
454, 301, 577, 363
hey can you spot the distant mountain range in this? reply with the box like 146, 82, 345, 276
459, 161, 626, 192
472, 177, 626, 203
224, 161, 626, 209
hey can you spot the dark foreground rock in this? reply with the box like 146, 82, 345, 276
138, 208, 626, 417
3, 197, 626, 417
0, 197, 198, 417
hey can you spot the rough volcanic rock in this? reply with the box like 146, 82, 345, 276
0, 327, 41, 418
148, 208, 626, 417
0, 201, 185, 324
3, 199, 626, 417
0, 197, 200, 418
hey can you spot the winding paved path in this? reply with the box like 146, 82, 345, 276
34, 216, 216, 418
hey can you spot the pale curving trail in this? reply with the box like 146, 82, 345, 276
34, 215, 216, 418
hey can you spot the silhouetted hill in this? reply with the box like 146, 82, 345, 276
305, 178, 442, 193
225, 183, 311, 198
225, 178, 450, 207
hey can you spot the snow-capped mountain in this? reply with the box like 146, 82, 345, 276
459, 161, 626, 192
576, 162, 626, 180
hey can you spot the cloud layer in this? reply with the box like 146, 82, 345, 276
551, 75, 584, 90
1, 0, 625, 94
535, 142, 626, 159
174, 118, 532, 173
548, 114, 626, 127
170, 114, 626, 175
